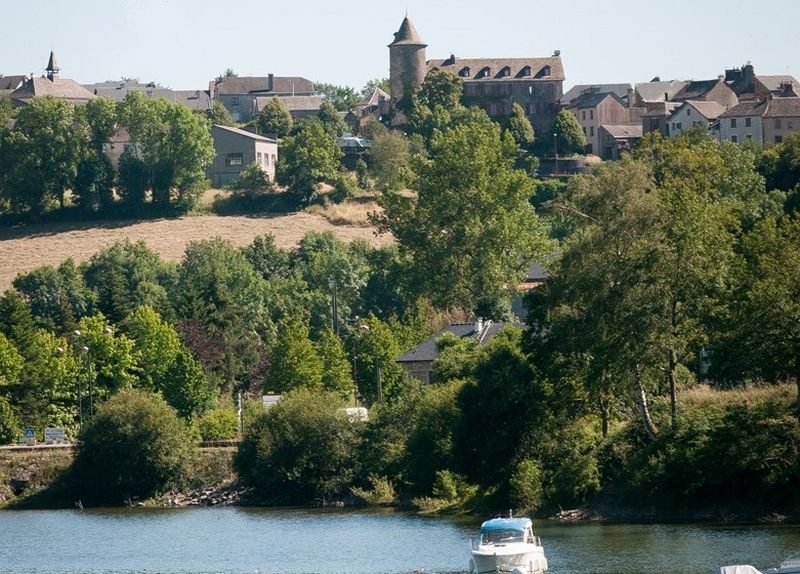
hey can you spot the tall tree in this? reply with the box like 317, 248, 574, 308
264, 316, 323, 393
314, 82, 359, 111
256, 97, 293, 137
317, 100, 349, 137
374, 110, 551, 315
550, 110, 586, 155
277, 119, 343, 204
506, 102, 535, 148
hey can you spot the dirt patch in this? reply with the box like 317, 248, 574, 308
0, 212, 392, 293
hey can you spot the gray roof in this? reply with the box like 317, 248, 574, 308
641, 100, 681, 117
763, 97, 800, 118
428, 55, 564, 82
389, 16, 426, 47
397, 321, 503, 363
85, 82, 211, 111
252, 95, 323, 113
600, 124, 643, 138
718, 99, 767, 119
357, 87, 390, 108
561, 83, 631, 106
635, 80, 688, 102
11, 76, 95, 104
211, 124, 276, 143
569, 91, 626, 109
526, 262, 549, 282
0, 75, 27, 91
214, 76, 314, 96
757, 75, 799, 92
674, 79, 722, 101
669, 100, 727, 121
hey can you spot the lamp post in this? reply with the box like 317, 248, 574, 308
73, 326, 112, 424
553, 131, 558, 176
329, 277, 340, 338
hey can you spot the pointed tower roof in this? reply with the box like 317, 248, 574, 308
46, 50, 60, 74
389, 16, 427, 47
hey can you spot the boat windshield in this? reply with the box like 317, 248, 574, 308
481, 529, 525, 544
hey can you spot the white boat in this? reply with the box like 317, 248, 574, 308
469, 517, 547, 574
718, 558, 800, 574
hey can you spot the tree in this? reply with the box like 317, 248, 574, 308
0, 96, 87, 215
417, 70, 464, 110
314, 82, 360, 111
75, 314, 140, 398
163, 348, 213, 419
369, 130, 413, 192
256, 97, 293, 138
374, 112, 551, 315
264, 316, 323, 393
317, 100, 349, 138
235, 388, 360, 504
506, 102, 535, 148
72, 388, 195, 505
231, 162, 271, 195
204, 100, 235, 127
317, 328, 353, 400
277, 119, 343, 204
551, 110, 586, 155
241, 234, 291, 280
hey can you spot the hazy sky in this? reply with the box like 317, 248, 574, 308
2, 0, 799, 91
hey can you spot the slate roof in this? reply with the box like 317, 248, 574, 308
389, 16, 426, 47
635, 80, 688, 102
11, 76, 95, 104
211, 124, 276, 143
214, 76, 314, 96
569, 91, 626, 109
601, 124, 643, 138
172, 90, 212, 111
561, 83, 631, 106
0, 75, 27, 91
718, 99, 767, 119
758, 75, 799, 92
669, 100, 727, 121
397, 321, 503, 363
762, 97, 800, 118
427, 56, 564, 82
86, 82, 212, 111
641, 101, 681, 117
357, 87, 390, 107
673, 79, 722, 101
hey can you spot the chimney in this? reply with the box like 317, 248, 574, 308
474, 317, 484, 336
553, 49, 561, 57
268, 73, 274, 92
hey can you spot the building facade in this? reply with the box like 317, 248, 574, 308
566, 91, 643, 155
212, 74, 315, 122
208, 125, 277, 187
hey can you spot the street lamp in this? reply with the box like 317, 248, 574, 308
329, 277, 340, 337
73, 326, 112, 424
553, 131, 559, 176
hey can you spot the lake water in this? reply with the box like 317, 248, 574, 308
0, 507, 798, 574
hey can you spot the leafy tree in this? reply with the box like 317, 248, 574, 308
205, 100, 235, 127
82, 97, 118, 151
163, 348, 213, 419
277, 119, 343, 204
351, 315, 408, 404
506, 102, 535, 148
361, 78, 390, 98
242, 234, 292, 280
72, 388, 195, 505
317, 100, 349, 138
0, 96, 87, 214
314, 82, 359, 111
264, 316, 323, 393
195, 406, 238, 440
75, 314, 140, 398
231, 162, 271, 195
551, 109, 586, 155
0, 396, 20, 444
256, 97, 293, 137
235, 388, 360, 504
369, 130, 413, 192
417, 70, 464, 110
317, 328, 353, 400
374, 111, 551, 315
117, 148, 148, 206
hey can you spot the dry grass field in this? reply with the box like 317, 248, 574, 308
0, 200, 390, 293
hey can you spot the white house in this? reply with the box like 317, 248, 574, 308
667, 100, 727, 137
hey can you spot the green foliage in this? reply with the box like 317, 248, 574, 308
277, 119, 343, 204
264, 316, 323, 393
75, 314, 140, 397
375, 111, 551, 315
317, 329, 354, 400
205, 100, 236, 127
256, 98, 293, 137
417, 70, 464, 110
551, 110, 586, 155
314, 83, 360, 112
72, 388, 195, 505
369, 130, 414, 192
350, 474, 397, 506
509, 459, 544, 514
235, 388, 360, 503
231, 162, 272, 195
317, 100, 349, 138
241, 234, 291, 280
506, 102, 535, 148
0, 396, 20, 444
355, 158, 369, 189
413, 469, 477, 511
163, 348, 213, 419
195, 406, 238, 441
361, 78, 390, 98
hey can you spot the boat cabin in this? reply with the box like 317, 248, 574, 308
479, 518, 535, 545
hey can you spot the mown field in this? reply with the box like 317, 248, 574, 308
0, 195, 388, 293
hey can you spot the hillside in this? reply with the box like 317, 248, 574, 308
0, 210, 389, 293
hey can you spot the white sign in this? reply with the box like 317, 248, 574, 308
44, 427, 66, 444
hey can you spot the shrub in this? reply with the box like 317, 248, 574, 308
235, 389, 360, 504
195, 406, 238, 441
72, 389, 195, 505
509, 459, 544, 514
0, 397, 20, 444
231, 162, 272, 195
350, 474, 397, 506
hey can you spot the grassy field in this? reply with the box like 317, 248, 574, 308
0, 192, 389, 293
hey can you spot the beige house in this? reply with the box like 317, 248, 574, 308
761, 97, 800, 144
667, 100, 727, 137
566, 91, 643, 155
208, 125, 277, 187
598, 124, 643, 160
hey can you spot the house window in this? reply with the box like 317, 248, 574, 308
225, 152, 243, 166
271, 154, 277, 165
790, 121, 794, 129
582, 111, 586, 120
459, 67, 470, 77
731, 135, 738, 143
519, 66, 531, 77
775, 119, 782, 129
232, 96, 240, 106
496, 103, 507, 116
745, 117, 752, 127
731, 118, 737, 128
677, 122, 682, 130
775, 135, 783, 143
257, 152, 262, 165
746, 134, 752, 140
687, 107, 691, 116
589, 110, 594, 119
582, 127, 587, 135
590, 126, 594, 136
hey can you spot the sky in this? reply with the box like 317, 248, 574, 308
2, 0, 799, 92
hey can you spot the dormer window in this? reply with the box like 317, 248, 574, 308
479, 67, 491, 79
535, 65, 551, 78
459, 67, 471, 77
498, 66, 511, 78
517, 66, 532, 78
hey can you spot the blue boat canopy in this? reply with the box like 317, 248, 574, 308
480, 518, 532, 533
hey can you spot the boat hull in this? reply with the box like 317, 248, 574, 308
471, 546, 548, 574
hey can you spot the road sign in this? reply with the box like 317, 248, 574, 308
44, 427, 66, 444
22, 427, 35, 445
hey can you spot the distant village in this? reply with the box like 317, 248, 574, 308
1, 15, 798, 185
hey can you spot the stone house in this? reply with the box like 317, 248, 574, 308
85, 80, 212, 112
212, 74, 315, 122
397, 319, 502, 384
666, 100, 727, 137
598, 124, 643, 160
717, 100, 766, 145
566, 91, 643, 155
761, 97, 800, 144
672, 77, 739, 109
208, 125, 277, 187
634, 80, 688, 135
10, 51, 95, 107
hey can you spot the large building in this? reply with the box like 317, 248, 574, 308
211, 74, 316, 122
10, 51, 95, 107
388, 16, 565, 134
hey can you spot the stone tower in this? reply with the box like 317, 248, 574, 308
388, 15, 427, 107
46, 50, 60, 81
